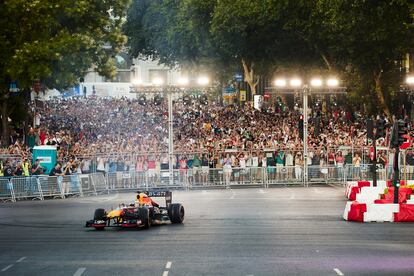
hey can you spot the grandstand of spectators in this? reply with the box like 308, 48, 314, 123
0, 95, 398, 176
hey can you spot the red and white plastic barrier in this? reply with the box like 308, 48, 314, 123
344, 180, 414, 222
394, 204, 414, 222
364, 203, 399, 222
345, 180, 387, 201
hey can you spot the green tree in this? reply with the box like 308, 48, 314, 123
125, 0, 321, 95
125, 0, 414, 117
0, 0, 131, 145
306, 0, 414, 118
124, 0, 222, 70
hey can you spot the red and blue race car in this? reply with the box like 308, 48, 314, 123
85, 190, 184, 230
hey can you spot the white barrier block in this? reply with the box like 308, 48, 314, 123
406, 199, 414, 204
364, 211, 394, 222
343, 201, 353, 220
363, 203, 399, 222
377, 181, 387, 190
356, 187, 383, 203
366, 203, 399, 213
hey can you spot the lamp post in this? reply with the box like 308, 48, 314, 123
268, 77, 346, 187
130, 76, 211, 186
402, 75, 414, 186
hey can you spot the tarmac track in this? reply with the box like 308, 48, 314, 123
0, 186, 413, 276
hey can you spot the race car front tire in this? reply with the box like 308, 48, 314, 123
138, 207, 151, 229
94, 208, 106, 220
168, 203, 185, 224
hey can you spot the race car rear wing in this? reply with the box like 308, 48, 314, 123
139, 190, 172, 207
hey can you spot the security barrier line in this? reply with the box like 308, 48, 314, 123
0, 164, 396, 203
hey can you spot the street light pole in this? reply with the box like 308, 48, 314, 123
130, 76, 211, 187
303, 85, 309, 187
168, 91, 174, 187
267, 77, 345, 187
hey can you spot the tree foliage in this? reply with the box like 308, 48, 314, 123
0, 0, 131, 145
125, 0, 414, 117
304, 0, 414, 117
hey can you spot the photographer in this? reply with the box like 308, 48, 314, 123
49, 163, 64, 177
63, 157, 77, 175
31, 159, 45, 175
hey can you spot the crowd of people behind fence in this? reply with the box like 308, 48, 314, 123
2, 95, 413, 180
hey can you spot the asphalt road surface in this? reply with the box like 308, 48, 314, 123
0, 186, 414, 276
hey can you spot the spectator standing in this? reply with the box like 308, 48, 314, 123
294, 152, 303, 180
14, 163, 23, 176
336, 151, 345, 179
31, 159, 44, 175
0, 159, 4, 177
49, 163, 64, 176
406, 151, 414, 179
3, 161, 14, 178
193, 154, 201, 183
276, 150, 285, 180
201, 154, 209, 184
22, 158, 30, 177
285, 151, 294, 180
352, 153, 361, 180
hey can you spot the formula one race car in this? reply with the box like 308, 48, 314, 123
85, 190, 184, 230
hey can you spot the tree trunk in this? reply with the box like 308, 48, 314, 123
242, 59, 259, 98
373, 71, 392, 122
1, 100, 9, 147
321, 53, 332, 71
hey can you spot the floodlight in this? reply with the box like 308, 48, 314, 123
197, 76, 209, 86
406, 76, 414, 85
327, 78, 339, 87
132, 79, 142, 86
310, 78, 323, 87
274, 79, 287, 87
177, 77, 189, 86
152, 77, 164, 86
290, 78, 302, 87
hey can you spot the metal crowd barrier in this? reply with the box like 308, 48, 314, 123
11, 177, 43, 201
0, 178, 15, 202
2, 164, 413, 203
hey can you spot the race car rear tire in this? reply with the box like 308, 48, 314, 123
168, 203, 184, 224
94, 208, 106, 220
138, 207, 151, 229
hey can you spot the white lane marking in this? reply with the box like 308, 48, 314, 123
229, 191, 235, 199
334, 268, 344, 276
1, 264, 13, 272
73, 267, 86, 276
258, 189, 265, 194
16, 257, 26, 263
165, 261, 172, 269
162, 271, 169, 276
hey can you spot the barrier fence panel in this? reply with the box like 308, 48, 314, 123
134, 171, 148, 189
6, 161, 414, 204
0, 178, 15, 202
60, 175, 83, 197
90, 173, 108, 194
38, 176, 64, 199
265, 166, 303, 186
11, 177, 43, 201
189, 168, 225, 188
79, 174, 96, 196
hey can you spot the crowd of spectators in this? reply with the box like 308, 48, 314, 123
0, 95, 408, 179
